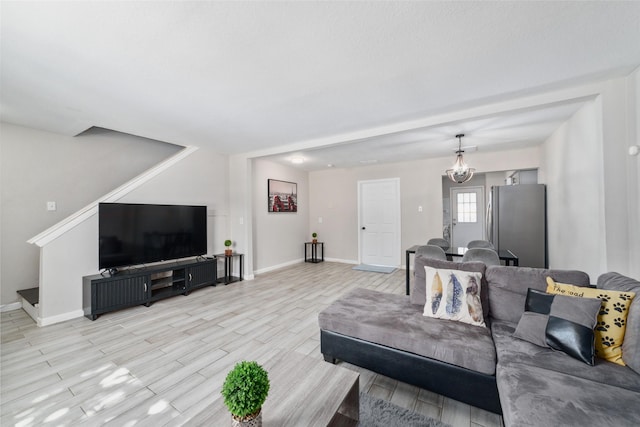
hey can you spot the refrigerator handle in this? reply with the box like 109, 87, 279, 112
486, 189, 493, 243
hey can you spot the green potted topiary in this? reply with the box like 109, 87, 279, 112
224, 239, 233, 256
221, 361, 270, 427
311, 232, 318, 243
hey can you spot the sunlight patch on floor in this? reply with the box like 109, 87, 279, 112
81, 363, 113, 378
43, 407, 68, 423
100, 367, 131, 387
149, 399, 169, 415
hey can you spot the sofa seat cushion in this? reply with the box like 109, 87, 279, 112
492, 320, 640, 393
319, 288, 496, 375
496, 362, 640, 427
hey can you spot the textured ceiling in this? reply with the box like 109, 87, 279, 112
2, 1, 639, 170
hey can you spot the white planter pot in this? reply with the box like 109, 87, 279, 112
231, 410, 262, 427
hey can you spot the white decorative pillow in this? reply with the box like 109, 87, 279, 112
423, 266, 486, 327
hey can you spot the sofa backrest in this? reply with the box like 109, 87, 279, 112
486, 266, 590, 324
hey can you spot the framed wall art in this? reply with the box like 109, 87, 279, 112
268, 179, 297, 212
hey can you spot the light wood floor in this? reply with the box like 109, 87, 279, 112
1, 262, 503, 427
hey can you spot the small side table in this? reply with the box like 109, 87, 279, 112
304, 242, 324, 263
214, 253, 244, 284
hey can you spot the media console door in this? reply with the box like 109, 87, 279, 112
186, 261, 217, 293
83, 275, 149, 321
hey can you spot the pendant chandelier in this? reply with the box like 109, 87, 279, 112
446, 134, 476, 184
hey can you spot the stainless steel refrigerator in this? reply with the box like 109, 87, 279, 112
486, 184, 547, 268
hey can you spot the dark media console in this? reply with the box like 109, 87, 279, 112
83, 258, 217, 320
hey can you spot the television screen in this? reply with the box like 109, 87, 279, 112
99, 203, 207, 270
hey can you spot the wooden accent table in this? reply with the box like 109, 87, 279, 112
213, 351, 359, 426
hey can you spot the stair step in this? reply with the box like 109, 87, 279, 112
17, 287, 39, 306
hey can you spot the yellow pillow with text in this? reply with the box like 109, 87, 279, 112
546, 277, 635, 365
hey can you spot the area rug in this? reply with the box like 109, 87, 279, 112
358, 392, 451, 427
352, 264, 396, 274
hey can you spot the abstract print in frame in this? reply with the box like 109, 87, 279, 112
268, 179, 297, 212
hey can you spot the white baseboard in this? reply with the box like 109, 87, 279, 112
253, 258, 304, 275
0, 301, 23, 312
251, 257, 403, 276
38, 309, 84, 327
254, 257, 363, 275
327, 258, 406, 269
325, 257, 359, 265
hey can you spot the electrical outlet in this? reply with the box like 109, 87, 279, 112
418, 205, 423, 212
318, 217, 323, 223
47, 201, 57, 211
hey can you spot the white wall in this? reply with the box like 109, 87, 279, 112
0, 124, 181, 307
630, 68, 640, 279
541, 72, 640, 280
252, 158, 309, 272
601, 75, 640, 278
35, 146, 228, 324
309, 146, 542, 268
541, 100, 606, 278
229, 155, 254, 278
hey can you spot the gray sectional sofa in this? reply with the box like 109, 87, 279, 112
318, 256, 640, 426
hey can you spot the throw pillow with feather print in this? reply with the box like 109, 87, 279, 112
423, 266, 485, 327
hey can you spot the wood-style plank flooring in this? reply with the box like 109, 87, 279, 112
1, 262, 503, 426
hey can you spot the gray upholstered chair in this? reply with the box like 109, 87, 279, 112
415, 244, 447, 260
462, 248, 501, 266
426, 238, 450, 249
466, 240, 495, 250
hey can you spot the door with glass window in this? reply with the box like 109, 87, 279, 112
450, 186, 485, 248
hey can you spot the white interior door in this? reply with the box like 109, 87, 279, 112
358, 178, 401, 266
451, 186, 485, 247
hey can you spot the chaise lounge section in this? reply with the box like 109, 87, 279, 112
319, 285, 501, 413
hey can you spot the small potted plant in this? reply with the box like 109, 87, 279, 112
311, 232, 318, 243
221, 361, 270, 427
224, 239, 233, 256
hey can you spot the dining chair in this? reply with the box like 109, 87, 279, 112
462, 248, 501, 266
426, 238, 450, 249
415, 244, 447, 260
467, 240, 495, 250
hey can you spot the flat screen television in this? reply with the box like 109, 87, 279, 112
99, 203, 207, 270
